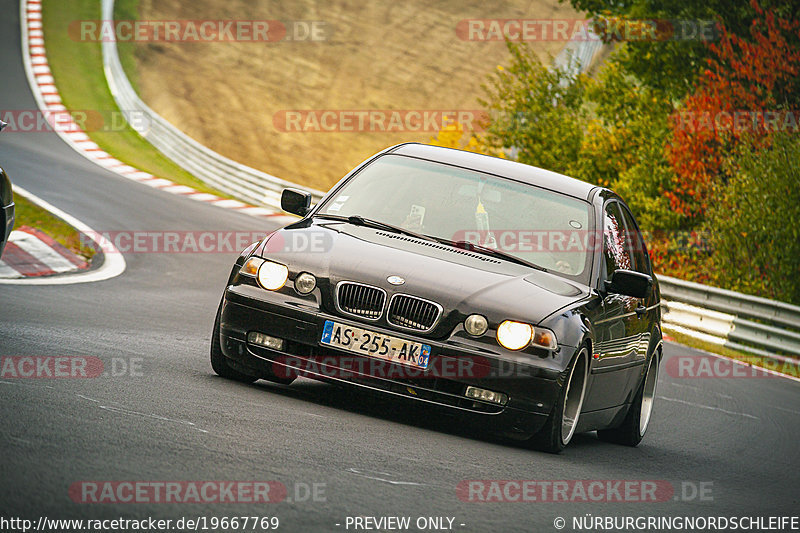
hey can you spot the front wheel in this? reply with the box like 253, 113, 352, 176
597, 351, 660, 446
528, 346, 589, 453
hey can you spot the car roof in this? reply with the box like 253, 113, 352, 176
388, 143, 598, 201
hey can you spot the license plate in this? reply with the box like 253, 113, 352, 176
320, 320, 431, 370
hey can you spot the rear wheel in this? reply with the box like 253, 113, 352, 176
529, 346, 589, 453
597, 351, 660, 446
210, 302, 258, 384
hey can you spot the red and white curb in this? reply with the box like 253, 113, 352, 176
0, 226, 88, 278
20, 0, 297, 225
0, 185, 126, 285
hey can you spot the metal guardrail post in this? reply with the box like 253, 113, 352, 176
659, 275, 800, 361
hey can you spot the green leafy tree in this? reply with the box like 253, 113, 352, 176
565, 0, 799, 99
479, 42, 587, 177
574, 58, 680, 230
704, 131, 800, 304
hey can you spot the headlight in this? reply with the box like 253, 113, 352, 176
496, 320, 558, 351
464, 314, 488, 336
257, 261, 289, 290
294, 272, 316, 294
496, 320, 533, 350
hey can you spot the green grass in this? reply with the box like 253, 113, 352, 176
14, 195, 96, 260
665, 328, 799, 378
114, 0, 140, 93
41, 0, 227, 197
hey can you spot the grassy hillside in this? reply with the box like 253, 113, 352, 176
130, 0, 578, 191
41, 0, 228, 196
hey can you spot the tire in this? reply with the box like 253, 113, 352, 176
528, 345, 589, 453
210, 302, 258, 384
597, 350, 660, 446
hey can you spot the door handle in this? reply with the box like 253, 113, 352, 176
635, 304, 647, 317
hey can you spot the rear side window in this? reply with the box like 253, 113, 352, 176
602, 202, 633, 280
618, 204, 651, 275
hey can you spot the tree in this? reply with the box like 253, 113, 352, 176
479, 42, 587, 177
428, 122, 504, 158
666, 2, 800, 223
704, 131, 800, 304
564, 0, 799, 99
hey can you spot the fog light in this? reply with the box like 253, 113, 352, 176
294, 272, 317, 294
247, 331, 285, 351
465, 386, 508, 405
464, 314, 488, 336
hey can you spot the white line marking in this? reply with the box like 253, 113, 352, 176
346, 468, 422, 486
99, 405, 208, 433
666, 382, 734, 399
77, 394, 100, 403
657, 395, 759, 420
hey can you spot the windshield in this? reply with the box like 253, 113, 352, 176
317, 155, 592, 281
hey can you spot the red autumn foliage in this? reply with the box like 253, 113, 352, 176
665, 1, 800, 222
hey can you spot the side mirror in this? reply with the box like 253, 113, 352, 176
604, 269, 652, 299
0, 120, 7, 133
281, 188, 312, 217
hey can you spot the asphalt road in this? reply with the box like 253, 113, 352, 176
1, 2, 798, 531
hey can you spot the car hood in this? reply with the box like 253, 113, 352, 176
260, 221, 590, 331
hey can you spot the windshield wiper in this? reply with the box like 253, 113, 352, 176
314, 214, 441, 244
447, 240, 549, 272
315, 214, 548, 272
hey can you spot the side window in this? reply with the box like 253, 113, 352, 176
602, 202, 633, 280
619, 204, 651, 275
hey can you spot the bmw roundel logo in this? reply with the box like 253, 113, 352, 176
387, 275, 405, 285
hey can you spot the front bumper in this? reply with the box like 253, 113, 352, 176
220, 284, 564, 439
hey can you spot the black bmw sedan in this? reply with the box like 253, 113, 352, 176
212, 143, 662, 453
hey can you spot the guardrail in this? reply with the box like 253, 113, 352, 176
100, 0, 326, 210
554, 31, 602, 76
659, 275, 800, 362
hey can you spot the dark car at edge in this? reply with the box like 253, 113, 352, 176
1, 120, 15, 258
211, 143, 662, 453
